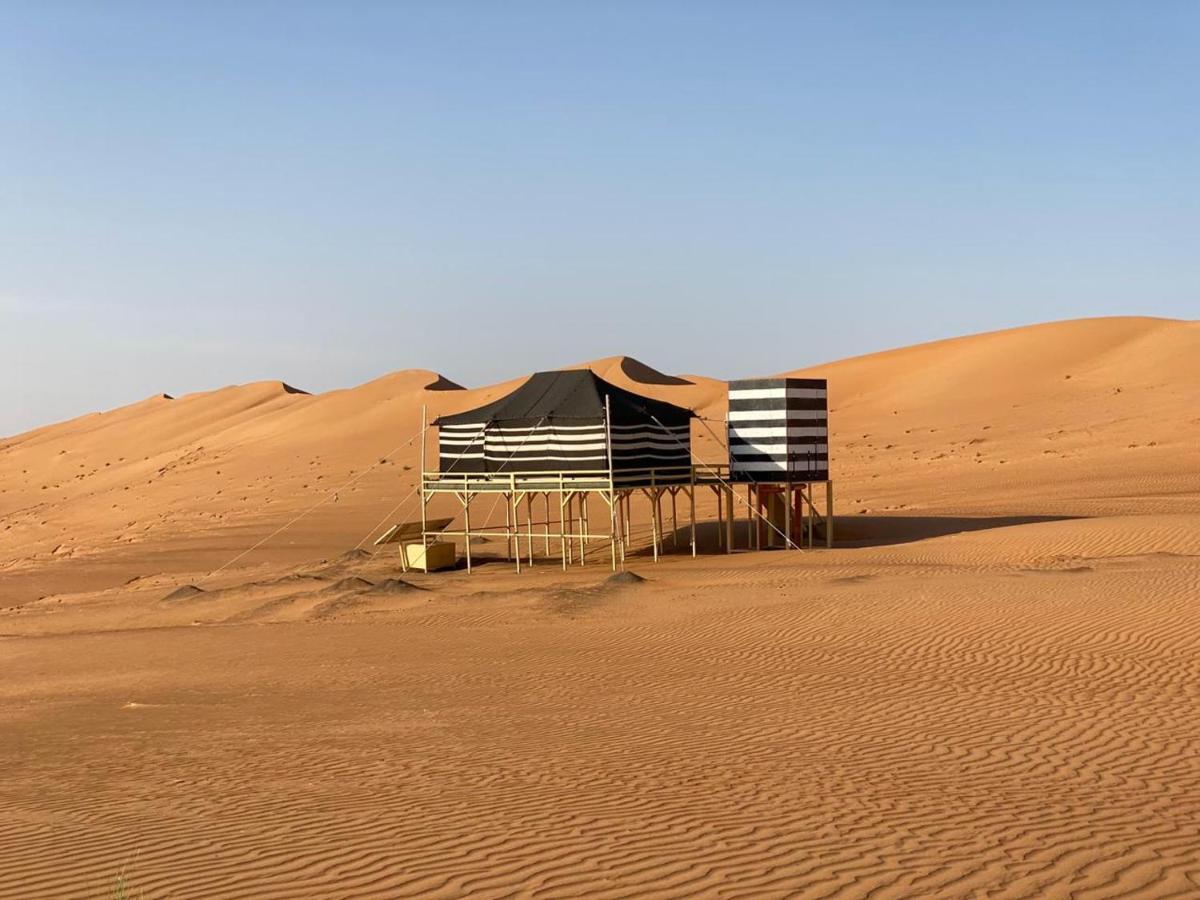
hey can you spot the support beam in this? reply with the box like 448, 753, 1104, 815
826, 480, 834, 548
724, 485, 734, 554
784, 480, 792, 550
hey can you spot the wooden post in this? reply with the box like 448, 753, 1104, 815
463, 491, 473, 573
559, 477, 568, 570
724, 485, 734, 554
689, 478, 697, 558
504, 492, 513, 561
670, 488, 678, 547
784, 480, 792, 550
715, 485, 724, 551
579, 492, 588, 565
605, 396, 617, 571
526, 493, 534, 565
745, 483, 752, 551
544, 492, 551, 556
420, 404, 428, 552
826, 480, 834, 548
511, 477, 521, 574
650, 472, 659, 562
807, 483, 815, 549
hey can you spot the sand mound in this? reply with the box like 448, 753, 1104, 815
371, 578, 419, 594
162, 584, 205, 601
321, 577, 374, 593
604, 571, 646, 587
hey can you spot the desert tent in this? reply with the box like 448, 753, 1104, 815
434, 370, 693, 478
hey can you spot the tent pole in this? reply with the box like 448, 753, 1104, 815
526, 493, 534, 565
715, 484, 723, 551
605, 395, 617, 572
670, 488, 678, 548
807, 483, 815, 548
579, 492, 588, 566
511, 475, 521, 573
784, 479, 793, 550
650, 472, 659, 562
725, 484, 734, 554
826, 480, 834, 548
560, 479, 568, 570
745, 483, 752, 552
689, 467, 697, 557
420, 404, 428, 552
504, 491, 512, 562
463, 490, 473, 573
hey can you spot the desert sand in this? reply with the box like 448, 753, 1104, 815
1, 316, 1198, 897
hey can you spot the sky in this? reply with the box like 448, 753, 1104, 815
2, 1, 1196, 436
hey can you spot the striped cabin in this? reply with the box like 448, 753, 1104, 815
727, 377, 829, 482
435, 370, 693, 483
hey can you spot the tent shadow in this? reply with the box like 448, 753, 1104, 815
825, 514, 1080, 548
624, 514, 1081, 555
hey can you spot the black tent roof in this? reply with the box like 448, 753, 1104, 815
435, 370, 694, 429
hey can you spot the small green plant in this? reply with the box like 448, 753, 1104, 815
111, 872, 142, 899
110, 854, 144, 899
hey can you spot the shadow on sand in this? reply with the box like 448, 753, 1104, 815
622, 515, 1082, 556
828, 514, 1080, 548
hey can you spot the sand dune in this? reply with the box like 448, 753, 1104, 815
2, 316, 1199, 897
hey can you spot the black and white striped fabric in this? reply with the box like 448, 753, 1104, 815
435, 371, 693, 480
727, 377, 829, 482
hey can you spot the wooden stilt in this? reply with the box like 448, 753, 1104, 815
463, 491, 473, 572
826, 480, 834, 548
511, 483, 521, 573
724, 485, 734, 554
807, 483, 815, 549
526, 493, 534, 565
579, 492, 588, 566
504, 494, 513, 562
715, 485, 724, 551
739, 487, 748, 549
560, 477, 568, 570
689, 482, 697, 558
784, 480, 792, 550
670, 488, 678, 547
420, 404, 428, 553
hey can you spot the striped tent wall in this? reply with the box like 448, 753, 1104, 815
727, 377, 829, 482
438, 420, 692, 474
434, 370, 695, 482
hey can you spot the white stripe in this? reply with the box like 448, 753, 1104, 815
732, 461, 829, 472
729, 427, 828, 439
488, 454, 608, 462
487, 441, 608, 452
729, 388, 827, 400
443, 422, 687, 433
728, 410, 828, 422
484, 433, 605, 446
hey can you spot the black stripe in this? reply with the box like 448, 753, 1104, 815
728, 435, 827, 448
729, 451, 830, 465
728, 396, 828, 412
726, 417, 828, 431
729, 378, 827, 390
729, 469, 830, 483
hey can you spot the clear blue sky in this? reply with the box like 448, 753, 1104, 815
2, 1, 1196, 435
